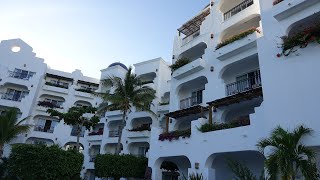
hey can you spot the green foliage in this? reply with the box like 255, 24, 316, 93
45, 81, 68, 89
198, 119, 250, 133
0, 108, 30, 157
216, 27, 260, 50
169, 58, 191, 72
98, 66, 156, 154
94, 154, 148, 179
227, 159, 265, 180
7, 144, 83, 180
0, 157, 18, 180
280, 22, 320, 56
257, 125, 320, 180
47, 106, 99, 130
158, 128, 191, 141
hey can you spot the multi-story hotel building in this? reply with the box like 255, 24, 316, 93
1, 0, 320, 179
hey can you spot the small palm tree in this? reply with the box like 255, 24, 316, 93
0, 108, 30, 157
97, 66, 156, 154
257, 125, 320, 180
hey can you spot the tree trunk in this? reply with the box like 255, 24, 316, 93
116, 110, 126, 154
0, 144, 3, 158
76, 124, 81, 152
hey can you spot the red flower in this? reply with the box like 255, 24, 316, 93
276, 53, 282, 58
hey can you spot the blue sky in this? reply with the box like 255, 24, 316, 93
0, 0, 208, 78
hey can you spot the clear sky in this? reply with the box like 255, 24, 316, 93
0, 0, 208, 79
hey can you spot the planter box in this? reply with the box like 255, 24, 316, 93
215, 32, 260, 61
172, 58, 206, 80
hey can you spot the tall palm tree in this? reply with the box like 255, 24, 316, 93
257, 125, 319, 180
0, 108, 30, 157
98, 66, 156, 154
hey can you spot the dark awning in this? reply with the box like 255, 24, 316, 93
46, 73, 73, 82
177, 8, 210, 38
77, 80, 99, 87
207, 87, 263, 108
165, 105, 208, 119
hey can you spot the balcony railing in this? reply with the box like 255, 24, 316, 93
70, 130, 85, 137
8, 71, 34, 80
108, 130, 120, 137
226, 75, 261, 96
223, 0, 254, 20
38, 101, 62, 109
1, 93, 25, 102
180, 96, 202, 109
34, 125, 54, 133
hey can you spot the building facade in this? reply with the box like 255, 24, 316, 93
1, 0, 320, 179
148, 0, 320, 179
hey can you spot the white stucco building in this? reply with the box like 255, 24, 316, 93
1, 0, 320, 179
147, 0, 320, 179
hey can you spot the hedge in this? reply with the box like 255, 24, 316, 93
8, 144, 83, 180
95, 154, 148, 179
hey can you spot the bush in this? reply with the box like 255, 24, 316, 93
8, 144, 83, 180
169, 58, 191, 72
158, 128, 191, 141
198, 119, 250, 133
95, 154, 148, 179
215, 27, 260, 50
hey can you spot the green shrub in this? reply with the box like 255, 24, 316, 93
170, 58, 191, 72
95, 154, 148, 179
8, 144, 83, 180
198, 119, 250, 133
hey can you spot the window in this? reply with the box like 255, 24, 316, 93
11, 68, 35, 80
191, 89, 204, 105
3, 89, 29, 101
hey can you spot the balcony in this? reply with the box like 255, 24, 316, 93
223, 0, 254, 21
272, 0, 320, 21
43, 83, 69, 94
108, 130, 120, 137
34, 125, 54, 133
226, 75, 261, 96
180, 96, 202, 109
37, 101, 62, 109
172, 58, 206, 80
74, 88, 95, 99
215, 30, 261, 61
158, 103, 169, 112
128, 123, 151, 138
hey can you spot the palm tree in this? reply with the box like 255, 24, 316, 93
98, 66, 156, 154
257, 125, 319, 180
0, 108, 30, 157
